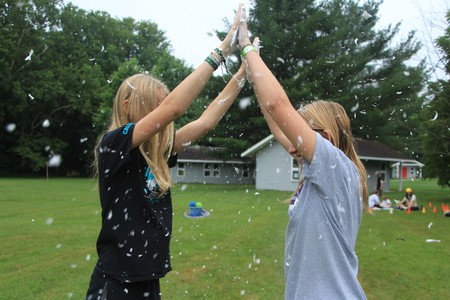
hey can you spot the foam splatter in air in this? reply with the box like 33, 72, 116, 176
6, 123, 16, 132
42, 119, 50, 128
24, 49, 34, 61
239, 97, 251, 110
48, 154, 62, 167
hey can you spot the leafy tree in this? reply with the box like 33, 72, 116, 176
0, 0, 191, 176
214, 0, 427, 158
419, 11, 450, 188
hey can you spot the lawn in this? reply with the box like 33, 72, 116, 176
0, 177, 448, 299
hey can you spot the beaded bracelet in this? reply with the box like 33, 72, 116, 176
214, 48, 226, 63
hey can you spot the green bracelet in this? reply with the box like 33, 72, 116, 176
214, 48, 226, 63
205, 56, 219, 70
241, 45, 257, 58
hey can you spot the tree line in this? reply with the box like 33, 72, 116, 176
0, 0, 448, 187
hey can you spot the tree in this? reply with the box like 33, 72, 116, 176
419, 11, 450, 188
0, 0, 191, 175
214, 0, 427, 158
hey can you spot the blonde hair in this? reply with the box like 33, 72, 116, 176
94, 74, 174, 195
297, 100, 368, 209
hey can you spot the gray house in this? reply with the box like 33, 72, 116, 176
240, 135, 423, 192
170, 146, 255, 185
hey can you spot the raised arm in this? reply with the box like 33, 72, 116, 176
130, 4, 243, 149
238, 12, 317, 162
173, 64, 247, 154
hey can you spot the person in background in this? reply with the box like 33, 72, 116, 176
86, 6, 246, 300
237, 9, 368, 300
375, 171, 384, 196
396, 188, 418, 210
369, 190, 382, 209
380, 195, 392, 208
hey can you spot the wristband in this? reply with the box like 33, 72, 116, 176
241, 45, 257, 58
204, 56, 219, 70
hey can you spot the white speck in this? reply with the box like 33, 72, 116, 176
430, 111, 438, 121
255, 192, 259, 195
350, 102, 359, 112
80, 137, 88, 143
46, 218, 54, 225
207, 32, 213, 37
42, 119, 50, 127
239, 97, 252, 110
126, 80, 137, 90
318, 235, 322, 239
268, 206, 271, 211
48, 155, 62, 167
354, 38, 358, 45
404, 71, 410, 76
428, 222, 433, 228
248, 218, 251, 222
28, 94, 34, 99
276, 168, 281, 173
56, 244, 62, 248
68, 292, 73, 298
124, 288, 129, 294
362, 11, 372, 20
6, 123, 16, 132
180, 184, 188, 191
181, 141, 191, 147
24, 49, 34, 60
383, 242, 386, 246
240, 290, 246, 295
330, 164, 337, 169
70, 264, 77, 269
277, 57, 285, 63
86, 254, 91, 261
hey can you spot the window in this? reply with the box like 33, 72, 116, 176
177, 162, 185, 177
291, 158, 300, 181
204, 163, 220, 178
242, 164, 250, 178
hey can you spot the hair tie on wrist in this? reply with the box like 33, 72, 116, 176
241, 45, 257, 58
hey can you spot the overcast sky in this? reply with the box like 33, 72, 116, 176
64, 0, 449, 78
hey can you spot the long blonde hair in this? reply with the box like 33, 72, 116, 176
94, 74, 174, 195
297, 100, 368, 209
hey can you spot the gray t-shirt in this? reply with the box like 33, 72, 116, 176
285, 133, 366, 299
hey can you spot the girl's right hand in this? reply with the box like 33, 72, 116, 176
238, 8, 251, 49
219, 4, 244, 56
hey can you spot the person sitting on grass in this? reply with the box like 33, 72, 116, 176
368, 190, 382, 209
380, 195, 392, 208
396, 188, 419, 210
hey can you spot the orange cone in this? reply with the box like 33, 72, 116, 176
433, 207, 437, 213
407, 207, 411, 214
422, 207, 426, 213
429, 202, 432, 207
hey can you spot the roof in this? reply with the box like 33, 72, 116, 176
241, 135, 422, 164
177, 146, 254, 164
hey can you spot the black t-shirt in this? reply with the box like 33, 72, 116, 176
95, 123, 177, 282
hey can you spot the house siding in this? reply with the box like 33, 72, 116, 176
171, 162, 255, 185
255, 142, 298, 191
362, 160, 391, 192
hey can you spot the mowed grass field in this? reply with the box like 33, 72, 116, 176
0, 177, 449, 299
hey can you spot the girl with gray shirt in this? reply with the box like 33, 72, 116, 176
238, 12, 368, 299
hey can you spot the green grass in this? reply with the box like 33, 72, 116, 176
0, 178, 449, 299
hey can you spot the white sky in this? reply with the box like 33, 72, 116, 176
64, 0, 449, 78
